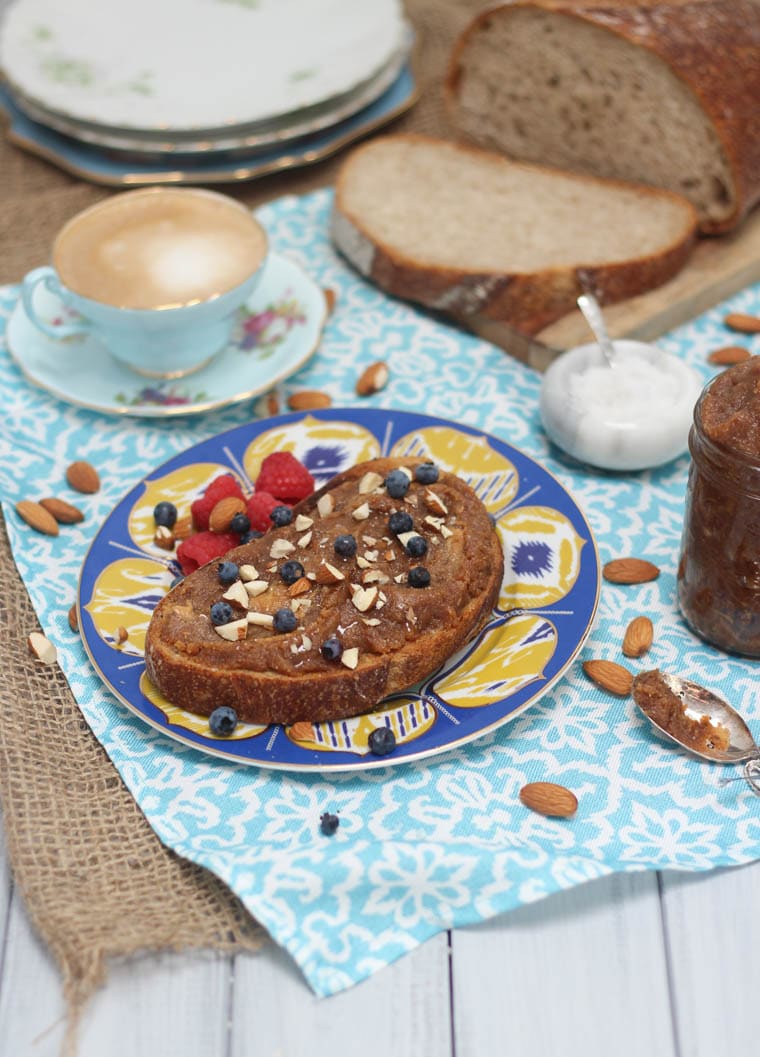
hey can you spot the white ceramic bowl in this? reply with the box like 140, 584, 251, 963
539, 339, 703, 471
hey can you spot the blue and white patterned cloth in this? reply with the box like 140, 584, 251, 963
1, 190, 759, 996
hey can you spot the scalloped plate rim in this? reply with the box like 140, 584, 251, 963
76, 408, 601, 771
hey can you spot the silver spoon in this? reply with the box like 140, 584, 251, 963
632, 670, 760, 792
577, 292, 617, 368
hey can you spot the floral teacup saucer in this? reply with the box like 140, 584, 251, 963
6, 251, 327, 417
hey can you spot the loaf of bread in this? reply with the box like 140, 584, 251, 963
144, 457, 504, 726
331, 134, 696, 335
446, 0, 760, 234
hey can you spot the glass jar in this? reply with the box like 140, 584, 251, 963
678, 370, 760, 657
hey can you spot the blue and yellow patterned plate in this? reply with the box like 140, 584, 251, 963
77, 409, 601, 771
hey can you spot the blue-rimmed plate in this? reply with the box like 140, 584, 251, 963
77, 409, 601, 770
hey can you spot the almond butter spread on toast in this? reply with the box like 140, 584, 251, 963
145, 457, 504, 725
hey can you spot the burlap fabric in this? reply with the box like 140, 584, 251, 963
0, 0, 485, 1050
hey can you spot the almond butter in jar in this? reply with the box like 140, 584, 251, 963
678, 357, 760, 656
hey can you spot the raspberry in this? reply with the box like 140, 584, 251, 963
191, 474, 245, 532
246, 491, 284, 533
254, 452, 314, 504
176, 531, 239, 575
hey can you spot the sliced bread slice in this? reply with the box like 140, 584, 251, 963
445, 1, 760, 234
332, 134, 697, 336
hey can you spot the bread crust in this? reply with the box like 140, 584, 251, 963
144, 458, 504, 726
332, 133, 696, 335
446, 1, 760, 234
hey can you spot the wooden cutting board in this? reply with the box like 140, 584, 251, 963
467, 208, 760, 372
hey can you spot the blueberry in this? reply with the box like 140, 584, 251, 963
169, 574, 184, 589
385, 469, 410, 499
414, 461, 439, 484
320, 637, 343, 661
368, 726, 396, 756
217, 561, 239, 585
279, 559, 305, 585
240, 529, 263, 544
230, 512, 251, 535
273, 607, 298, 633
388, 510, 413, 535
270, 505, 293, 527
210, 601, 234, 625
153, 501, 177, 528
320, 812, 340, 836
209, 706, 238, 737
408, 566, 431, 588
405, 535, 428, 558
333, 534, 357, 558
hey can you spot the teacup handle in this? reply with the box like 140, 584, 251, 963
21, 266, 92, 340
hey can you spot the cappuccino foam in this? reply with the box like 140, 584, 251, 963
54, 189, 267, 309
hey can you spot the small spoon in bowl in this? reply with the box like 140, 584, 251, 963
577, 292, 617, 368
631, 670, 760, 792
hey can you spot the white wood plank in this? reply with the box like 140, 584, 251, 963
0, 886, 70, 1057
0, 813, 14, 988
661, 861, 760, 1057
231, 932, 452, 1057
0, 882, 233, 1057
451, 872, 676, 1057
76, 950, 232, 1057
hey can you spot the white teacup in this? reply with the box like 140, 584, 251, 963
22, 187, 268, 378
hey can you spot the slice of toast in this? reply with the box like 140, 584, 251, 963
144, 457, 504, 726
331, 134, 697, 336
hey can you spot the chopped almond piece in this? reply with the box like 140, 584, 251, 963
317, 494, 334, 518
341, 647, 359, 670
244, 580, 269, 598
352, 502, 370, 521
214, 618, 248, 641
222, 581, 249, 607
270, 539, 296, 559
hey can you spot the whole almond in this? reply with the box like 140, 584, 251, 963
622, 616, 654, 658
724, 312, 760, 334
583, 659, 634, 696
39, 497, 85, 524
173, 515, 193, 541
68, 604, 79, 633
707, 345, 751, 366
287, 390, 333, 411
603, 558, 660, 584
290, 720, 315, 741
288, 577, 311, 597
209, 496, 247, 533
323, 288, 337, 315
356, 361, 389, 397
15, 500, 59, 536
116, 626, 129, 645
28, 631, 57, 664
266, 391, 280, 416
519, 782, 578, 818
66, 460, 100, 494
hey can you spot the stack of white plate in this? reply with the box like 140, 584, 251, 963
0, 0, 415, 185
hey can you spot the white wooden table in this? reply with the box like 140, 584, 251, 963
0, 812, 756, 1057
